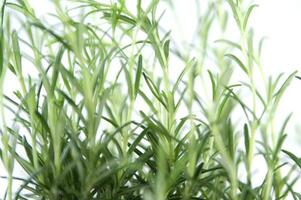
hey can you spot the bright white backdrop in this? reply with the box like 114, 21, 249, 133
1, 0, 301, 197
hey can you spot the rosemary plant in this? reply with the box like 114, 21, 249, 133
0, 0, 300, 199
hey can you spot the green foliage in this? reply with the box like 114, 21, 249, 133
0, 0, 300, 200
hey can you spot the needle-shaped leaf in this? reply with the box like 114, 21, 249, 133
215, 39, 241, 50
0, 31, 3, 78
172, 58, 194, 94
243, 4, 258, 30
123, 63, 134, 100
208, 70, 216, 100
273, 71, 297, 110
225, 53, 248, 74
103, 12, 136, 26
128, 128, 148, 154
226, 0, 242, 29
282, 150, 301, 169
163, 39, 170, 60
142, 72, 167, 109
243, 123, 250, 156
50, 46, 65, 93
0, 0, 6, 78
12, 31, 22, 74
31, 22, 72, 50
134, 55, 143, 99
